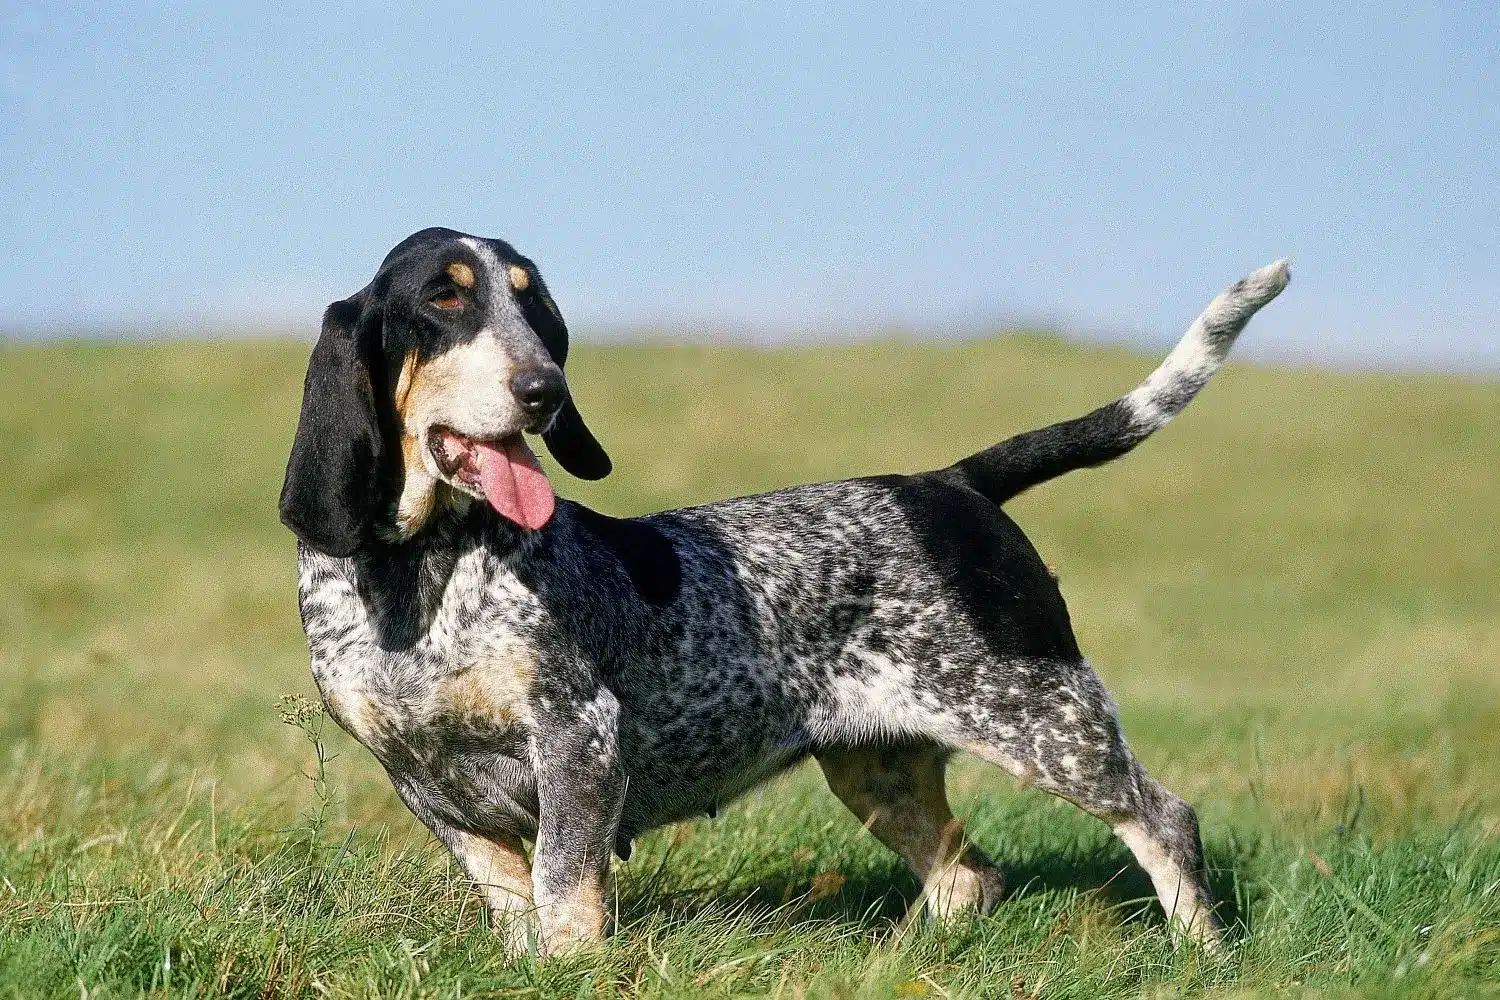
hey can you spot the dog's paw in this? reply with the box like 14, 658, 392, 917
922, 857, 1006, 921
493, 911, 544, 957
498, 901, 611, 958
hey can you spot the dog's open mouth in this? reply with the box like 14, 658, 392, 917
428, 428, 555, 531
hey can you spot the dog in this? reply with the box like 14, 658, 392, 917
280, 227, 1288, 954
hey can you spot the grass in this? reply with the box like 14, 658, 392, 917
0, 334, 1497, 998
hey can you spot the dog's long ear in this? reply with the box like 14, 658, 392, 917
279, 294, 387, 556
543, 395, 612, 480
520, 276, 612, 480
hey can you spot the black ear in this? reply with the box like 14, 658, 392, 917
517, 274, 613, 481
278, 295, 387, 556
543, 394, 613, 480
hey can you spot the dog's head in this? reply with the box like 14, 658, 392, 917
279, 228, 610, 557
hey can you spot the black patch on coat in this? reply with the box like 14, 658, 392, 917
568, 505, 682, 608
884, 472, 1082, 663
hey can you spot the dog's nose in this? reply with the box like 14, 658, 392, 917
511, 367, 565, 416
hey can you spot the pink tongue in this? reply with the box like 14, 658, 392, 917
474, 437, 556, 531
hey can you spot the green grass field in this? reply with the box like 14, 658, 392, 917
1, 335, 1497, 998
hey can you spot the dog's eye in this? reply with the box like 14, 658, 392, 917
430, 293, 464, 312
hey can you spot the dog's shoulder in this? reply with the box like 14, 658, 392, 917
558, 502, 681, 608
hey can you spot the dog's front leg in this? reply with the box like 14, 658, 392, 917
433, 827, 537, 951
529, 685, 625, 956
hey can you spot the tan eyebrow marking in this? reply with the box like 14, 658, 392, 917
507, 264, 530, 291
446, 261, 475, 289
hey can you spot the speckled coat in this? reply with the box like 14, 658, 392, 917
281, 228, 1289, 954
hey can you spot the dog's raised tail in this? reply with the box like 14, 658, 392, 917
948, 260, 1290, 505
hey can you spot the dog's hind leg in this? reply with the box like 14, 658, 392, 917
816, 743, 1005, 920
1105, 780, 1222, 948
958, 666, 1222, 946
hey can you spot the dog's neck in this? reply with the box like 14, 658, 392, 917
344, 497, 553, 652
303, 495, 678, 666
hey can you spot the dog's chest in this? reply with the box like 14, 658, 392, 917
298, 547, 545, 831
316, 646, 537, 757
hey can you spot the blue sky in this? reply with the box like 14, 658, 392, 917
2, 3, 1497, 369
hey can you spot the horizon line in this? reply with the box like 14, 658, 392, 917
4, 321, 1498, 379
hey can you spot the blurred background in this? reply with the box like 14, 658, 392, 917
2, 7, 1498, 994
3, 3, 1498, 369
